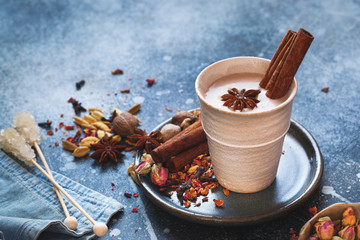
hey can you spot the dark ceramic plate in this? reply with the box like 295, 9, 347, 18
135, 118, 323, 225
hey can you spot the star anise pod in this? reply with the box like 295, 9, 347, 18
90, 138, 126, 163
127, 128, 163, 153
221, 88, 261, 111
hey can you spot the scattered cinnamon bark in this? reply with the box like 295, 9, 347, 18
150, 121, 207, 163
260, 28, 314, 99
165, 141, 209, 173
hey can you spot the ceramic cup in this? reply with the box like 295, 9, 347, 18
195, 57, 298, 193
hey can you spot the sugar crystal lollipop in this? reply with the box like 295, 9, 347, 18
0, 127, 108, 237
11, 112, 78, 230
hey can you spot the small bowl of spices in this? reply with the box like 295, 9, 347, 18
298, 202, 360, 240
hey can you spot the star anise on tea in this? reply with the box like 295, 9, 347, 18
221, 88, 261, 111
127, 128, 162, 153
89, 138, 126, 163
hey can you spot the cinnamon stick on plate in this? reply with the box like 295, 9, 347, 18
150, 121, 206, 163
165, 141, 209, 173
260, 28, 314, 99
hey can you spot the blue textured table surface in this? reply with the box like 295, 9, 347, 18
1, 1, 360, 239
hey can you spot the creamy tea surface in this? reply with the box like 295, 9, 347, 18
204, 72, 288, 113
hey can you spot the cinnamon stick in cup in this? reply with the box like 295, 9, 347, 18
260, 30, 296, 89
151, 121, 206, 163
260, 28, 314, 99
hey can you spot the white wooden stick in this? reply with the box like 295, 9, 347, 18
33, 141, 70, 217
30, 158, 96, 224
29, 158, 108, 237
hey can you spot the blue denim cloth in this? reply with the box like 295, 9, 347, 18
0, 151, 124, 240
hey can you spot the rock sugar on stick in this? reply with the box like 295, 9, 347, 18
0, 127, 108, 237
260, 28, 314, 99
150, 120, 207, 163
12, 112, 78, 230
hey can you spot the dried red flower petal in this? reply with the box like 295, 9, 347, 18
309, 206, 317, 216
131, 208, 138, 213
146, 77, 155, 86
202, 197, 208, 202
213, 199, 224, 207
222, 188, 230, 196
47, 130, 54, 136
121, 89, 130, 93
64, 125, 75, 130
133, 193, 139, 197
183, 200, 191, 208
321, 87, 329, 93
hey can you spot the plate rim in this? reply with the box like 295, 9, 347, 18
135, 116, 324, 225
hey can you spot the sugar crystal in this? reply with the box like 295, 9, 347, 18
0, 128, 35, 165
12, 112, 41, 145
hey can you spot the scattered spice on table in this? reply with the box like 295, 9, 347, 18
131, 208, 138, 213
64, 125, 75, 130
124, 192, 132, 198
38, 120, 52, 128
90, 138, 126, 163
121, 89, 130, 93
112, 69, 123, 75
76, 80, 85, 90
146, 77, 155, 87
321, 87, 329, 93
67, 97, 86, 115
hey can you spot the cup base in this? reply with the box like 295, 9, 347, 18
216, 172, 277, 193
205, 127, 287, 194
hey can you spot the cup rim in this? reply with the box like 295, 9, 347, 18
195, 56, 298, 116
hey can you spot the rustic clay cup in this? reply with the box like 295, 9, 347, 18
195, 56, 298, 193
